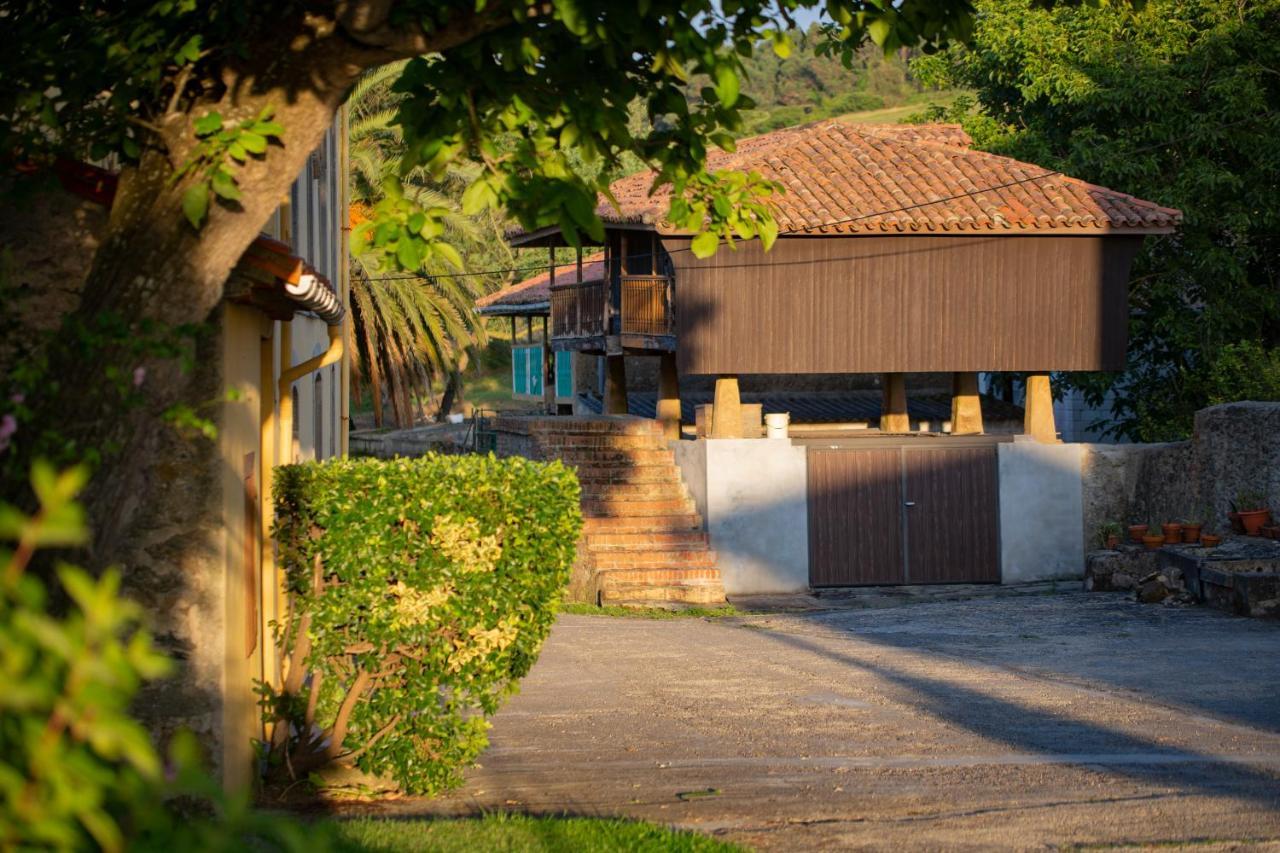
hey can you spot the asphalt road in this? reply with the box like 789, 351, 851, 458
363, 590, 1280, 850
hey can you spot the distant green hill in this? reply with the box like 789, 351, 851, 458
685, 29, 962, 135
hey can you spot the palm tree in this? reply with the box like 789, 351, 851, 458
347, 61, 513, 427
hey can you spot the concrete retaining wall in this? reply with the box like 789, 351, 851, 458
674, 439, 810, 595
997, 438, 1086, 583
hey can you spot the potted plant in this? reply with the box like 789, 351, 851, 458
1141, 522, 1165, 550
1235, 490, 1271, 536
1161, 520, 1182, 544
1263, 522, 1280, 540
1181, 512, 1204, 544
1201, 529, 1222, 548
1098, 521, 1123, 550
1128, 522, 1149, 543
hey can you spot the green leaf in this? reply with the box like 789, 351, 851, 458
714, 66, 740, 109
867, 16, 894, 47
396, 238, 421, 271
192, 111, 222, 136
238, 132, 267, 154
210, 170, 241, 201
227, 141, 247, 162
759, 216, 779, 252
690, 231, 719, 259
181, 182, 209, 228
460, 179, 496, 215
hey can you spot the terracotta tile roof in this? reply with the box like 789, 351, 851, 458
53, 160, 344, 324
597, 120, 1180, 235
476, 253, 606, 315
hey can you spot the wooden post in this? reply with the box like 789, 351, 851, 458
880, 373, 910, 433
657, 351, 681, 440
604, 355, 628, 414
1024, 373, 1058, 442
949, 371, 984, 435
542, 317, 555, 414
710, 375, 743, 438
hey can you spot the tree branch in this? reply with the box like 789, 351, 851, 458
334, 0, 520, 59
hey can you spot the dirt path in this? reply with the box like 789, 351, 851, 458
358, 592, 1280, 850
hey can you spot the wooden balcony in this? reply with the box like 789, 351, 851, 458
550, 274, 675, 352
550, 278, 607, 339
619, 274, 673, 336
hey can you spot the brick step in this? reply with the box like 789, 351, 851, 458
578, 482, 689, 502
555, 449, 675, 466
599, 576, 728, 607
537, 434, 667, 451
586, 531, 711, 550
583, 498, 697, 517
576, 467, 681, 485
592, 549, 718, 570
582, 514, 703, 533
531, 418, 666, 437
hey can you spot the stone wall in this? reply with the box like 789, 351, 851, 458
1080, 402, 1280, 553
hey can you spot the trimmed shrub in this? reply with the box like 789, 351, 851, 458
265, 454, 581, 795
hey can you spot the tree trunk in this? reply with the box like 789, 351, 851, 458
29, 42, 364, 567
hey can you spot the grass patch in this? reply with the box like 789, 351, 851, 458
837, 89, 969, 125
558, 602, 742, 619
327, 814, 741, 852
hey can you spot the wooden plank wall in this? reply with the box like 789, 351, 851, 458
808, 449, 903, 586
662, 234, 1144, 375
903, 447, 1000, 584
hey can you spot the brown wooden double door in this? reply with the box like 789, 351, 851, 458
808, 446, 1000, 586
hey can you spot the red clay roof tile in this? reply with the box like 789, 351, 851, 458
597, 120, 1180, 235
476, 253, 607, 314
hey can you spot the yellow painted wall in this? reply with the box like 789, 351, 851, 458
218, 303, 270, 790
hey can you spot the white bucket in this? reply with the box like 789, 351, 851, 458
764, 412, 791, 439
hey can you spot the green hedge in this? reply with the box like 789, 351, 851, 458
267, 454, 581, 795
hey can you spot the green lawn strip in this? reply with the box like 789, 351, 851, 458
558, 602, 743, 619
327, 813, 743, 852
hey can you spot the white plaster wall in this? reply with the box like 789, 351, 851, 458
998, 438, 1085, 582
674, 439, 810, 595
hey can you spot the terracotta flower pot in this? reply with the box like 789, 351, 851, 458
1128, 524, 1149, 543
1239, 509, 1270, 536
1105, 534, 1120, 550
1181, 524, 1202, 544
1161, 522, 1182, 544
1229, 512, 1244, 534
1201, 534, 1222, 548
1141, 533, 1165, 551
1263, 524, 1280, 540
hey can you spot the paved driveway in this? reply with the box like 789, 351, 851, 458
369, 591, 1280, 850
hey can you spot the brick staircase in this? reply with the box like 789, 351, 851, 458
525, 417, 726, 608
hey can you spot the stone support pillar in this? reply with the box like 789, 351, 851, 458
604, 354, 628, 414
949, 371, 984, 435
1024, 373, 1058, 443
656, 351, 681, 440
880, 372, 910, 433
710, 375, 743, 438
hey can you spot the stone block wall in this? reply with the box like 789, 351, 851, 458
1080, 402, 1280, 554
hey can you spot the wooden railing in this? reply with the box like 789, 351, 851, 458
550, 278, 607, 339
550, 274, 674, 339
619, 274, 673, 336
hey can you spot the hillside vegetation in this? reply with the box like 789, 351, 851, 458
686, 29, 958, 134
